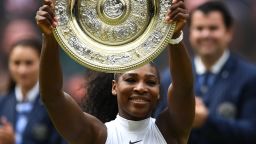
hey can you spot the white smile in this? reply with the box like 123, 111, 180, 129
129, 97, 150, 104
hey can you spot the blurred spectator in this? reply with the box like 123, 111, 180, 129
157, 1, 256, 144
0, 39, 66, 144
183, 0, 256, 64
1, 19, 39, 55
3, 0, 40, 19
0, 19, 39, 95
64, 74, 87, 106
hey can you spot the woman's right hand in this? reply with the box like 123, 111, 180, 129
35, 0, 57, 35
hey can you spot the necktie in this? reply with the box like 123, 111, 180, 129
196, 71, 214, 96
16, 102, 33, 144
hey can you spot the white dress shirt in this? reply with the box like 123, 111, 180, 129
15, 82, 39, 144
194, 50, 230, 75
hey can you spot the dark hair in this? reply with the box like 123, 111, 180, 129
188, 1, 234, 28
7, 39, 42, 93
83, 63, 160, 123
9, 38, 42, 56
82, 71, 118, 123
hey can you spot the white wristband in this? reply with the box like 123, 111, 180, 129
169, 31, 183, 45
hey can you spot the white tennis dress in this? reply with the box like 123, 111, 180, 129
105, 115, 167, 144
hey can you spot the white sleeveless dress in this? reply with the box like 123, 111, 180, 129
105, 115, 167, 144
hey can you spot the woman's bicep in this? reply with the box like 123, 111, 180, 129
167, 84, 194, 135
156, 85, 194, 141
44, 92, 107, 144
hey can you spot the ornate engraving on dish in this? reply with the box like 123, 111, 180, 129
55, 1, 69, 25
78, 0, 149, 45
54, 0, 176, 72
103, 0, 124, 18
107, 53, 131, 64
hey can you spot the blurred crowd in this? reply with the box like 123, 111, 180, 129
0, 0, 256, 144
0, 1, 85, 143
0, 0, 86, 97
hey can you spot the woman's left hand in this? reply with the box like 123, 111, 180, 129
165, 0, 189, 36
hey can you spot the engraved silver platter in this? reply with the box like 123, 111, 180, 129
54, 0, 176, 72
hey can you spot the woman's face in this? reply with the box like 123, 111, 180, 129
9, 45, 40, 90
112, 64, 160, 120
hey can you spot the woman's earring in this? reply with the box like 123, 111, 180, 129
112, 91, 117, 95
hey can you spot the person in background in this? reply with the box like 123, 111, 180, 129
64, 74, 87, 106
0, 19, 40, 96
159, 1, 256, 144
1, 19, 39, 55
0, 39, 66, 144
3, 0, 40, 19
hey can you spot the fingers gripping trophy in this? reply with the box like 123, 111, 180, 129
37, 0, 186, 72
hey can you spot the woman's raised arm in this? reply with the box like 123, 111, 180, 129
36, 0, 106, 143
156, 0, 195, 143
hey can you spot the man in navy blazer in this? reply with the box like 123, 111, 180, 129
156, 1, 256, 144
0, 92, 65, 144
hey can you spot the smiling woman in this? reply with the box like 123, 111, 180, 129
4, 39, 41, 96
83, 63, 160, 123
36, 0, 194, 144
112, 63, 160, 120
8, 40, 41, 93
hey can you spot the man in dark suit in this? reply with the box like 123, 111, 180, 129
156, 1, 256, 144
